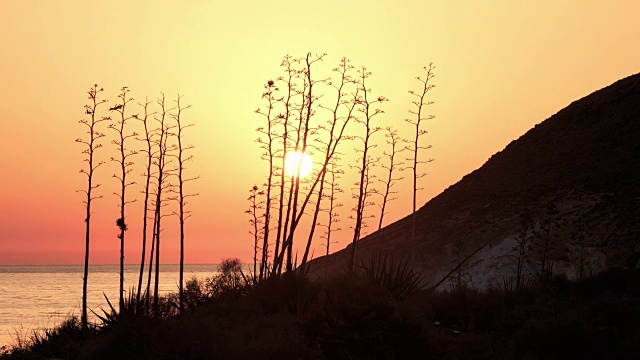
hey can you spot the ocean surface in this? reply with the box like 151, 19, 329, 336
0, 264, 220, 347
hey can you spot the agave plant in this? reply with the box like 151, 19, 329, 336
93, 287, 152, 329
357, 253, 425, 299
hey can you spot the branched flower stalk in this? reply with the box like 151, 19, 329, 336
75, 84, 110, 330
271, 55, 298, 276
298, 57, 360, 267
167, 94, 198, 312
349, 66, 386, 272
149, 94, 176, 317
134, 98, 157, 303
274, 53, 327, 273
108, 86, 138, 311
405, 63, 436, 258
320, 158, 344, 256
378, 126, 404, 231
245, 185, 265, 277
255, 80, 279, 280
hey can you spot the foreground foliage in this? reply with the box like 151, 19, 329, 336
3, 266, 640, 359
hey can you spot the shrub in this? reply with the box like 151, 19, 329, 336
357, 253, 425, 300
94, 288, 153, 329
205, 258, 248, 300
249, 271, 317, 315
303, 273, 429, 359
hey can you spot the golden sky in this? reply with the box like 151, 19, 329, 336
1, 0, 639, 265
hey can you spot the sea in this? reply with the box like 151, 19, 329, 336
0, 264, 220, 347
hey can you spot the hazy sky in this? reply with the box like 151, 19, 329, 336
1, 1, 639, 265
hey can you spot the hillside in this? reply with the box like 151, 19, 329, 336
308, 72, 640, 288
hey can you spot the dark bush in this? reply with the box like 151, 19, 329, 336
303, 274, 429, 359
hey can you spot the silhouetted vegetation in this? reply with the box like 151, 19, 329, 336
405, 63, 436, 255
48, 55, 638, 359
319, 157, 343, 256
251, 54, 438, 277
75, 86, 199, 325
348, 66, 386, 272
378, 127, 404, 231
134, 97, 156, 304
3, 262, 640, 359
167, 94, 198, 313
75, 84, 110, 330
108, 86, 138, 311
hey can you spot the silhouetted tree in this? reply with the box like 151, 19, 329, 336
150, 94, 175, 316
255, 80, 278, 280
301, 57, 359, 267
405, 63, 436, 256
245, 185, 265, 277
134, 98, 157, 302
146, 206, 158, 305
271, 53, 328, 274
168, 94, 197, 312
280, 53, 326, 273
378, 127, 404, 231
320, 158, 344, 256
273, 56, 307, 275
108, 86, 138, 311
349, 66, 386, 272
258, 54, 365, 275
254, 54, 428, 276
75, 84, 110, 329
269, 55, 297, 277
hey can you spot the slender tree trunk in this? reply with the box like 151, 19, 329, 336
118, 135, 126, 311
323, 163, 341, 257
411, 127, 419, 261
119, 211, 125, 310
285, 94, 308, 272
82, 190, 91, 329
137, 99, 154, 302
302, 168, 326, 265
77, 85, 108, 330
109, 87, 136, 311
153, 197, 161, 316
146, 209, 158, 305
406, 63, 436, 263
281, 53, 319, 273
256, 81, 277, 280
272, 58, 294, 277
350, 75, 372, 272
378, 128, 402, 231
138, 183, 150, 302
349, 68, 386, 272
179, 213, 184, 308
325, 187, 334, 257
152, 95, 171, 317
174, 97, 192, 312
277, 174, 295, 275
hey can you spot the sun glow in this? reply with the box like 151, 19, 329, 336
284, 151, 313, 178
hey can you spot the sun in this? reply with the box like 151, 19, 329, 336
284, 151, 313, 178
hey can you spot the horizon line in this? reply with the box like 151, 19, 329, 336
0, 263, 244, 266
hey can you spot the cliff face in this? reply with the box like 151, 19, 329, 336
308, 73, 640, 288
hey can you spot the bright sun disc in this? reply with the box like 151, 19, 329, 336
284, 151, 313, 178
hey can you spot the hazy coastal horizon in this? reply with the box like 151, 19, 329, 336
0, 264, 223, 347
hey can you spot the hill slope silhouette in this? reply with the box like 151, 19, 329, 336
309, 72, 640, 288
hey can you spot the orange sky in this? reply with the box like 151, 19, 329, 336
1, 1, 639, 265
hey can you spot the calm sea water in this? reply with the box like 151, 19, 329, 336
0, 264, 220, 347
